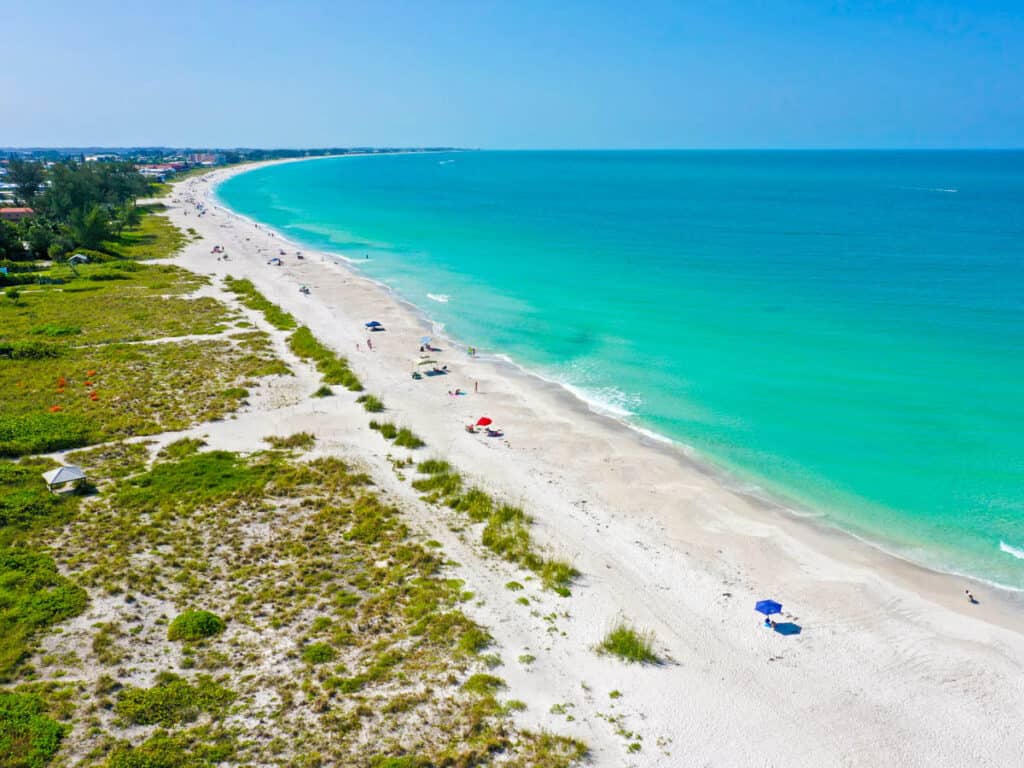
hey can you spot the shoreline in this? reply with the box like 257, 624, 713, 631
208, 156, 1023, 602
165, 159, 1024, 765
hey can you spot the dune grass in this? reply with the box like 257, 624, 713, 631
223, 276, 297, 331
597, 621, 660, 664
413, 461, 578, 595
263, 432, 316, 451
357, 394, 385, 413
288, 326, 363, 391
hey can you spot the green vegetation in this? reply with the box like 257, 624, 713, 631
288, 326, 363, 391
0, 691, 66, 768
413, 461, 578, 595
394, 428, 425, 449
223, 276, 296, 330
300, 643, 337, 665
114, 672, 234, 726
0, 259, 288, 458
357, 394, 385, 413
369, 422, 425, 449
0, 548, 88, 681
597, 622, 660, 664
263, 432, 316, 451
311, 385, 333, 398
167, 610, 226, 642
104, 727, 237, 768
1, 159, 150, 262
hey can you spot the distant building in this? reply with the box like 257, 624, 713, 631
186, 152, 224, 166
84, 153, 121, 162
0, 207, 34, 222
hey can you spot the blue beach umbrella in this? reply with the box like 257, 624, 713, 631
755, 599, 782, 617
421, 336, 432, 345
365, 321, 383, 328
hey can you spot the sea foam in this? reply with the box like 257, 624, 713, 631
999, 541, 1024, 560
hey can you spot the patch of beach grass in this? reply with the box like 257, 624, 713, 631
114, 672, 234, 727
289, 326, 363, 391
597, 621, 660, 664
357, 394, 385, 413
413, 461, 579, 596
263, 432, 316, 451
223, 276, 297, 330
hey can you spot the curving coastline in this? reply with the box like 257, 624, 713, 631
164, 158, 1024, 766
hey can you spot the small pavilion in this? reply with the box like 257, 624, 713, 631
42, 465, 87, 493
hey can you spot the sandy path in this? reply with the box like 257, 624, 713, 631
153, 162, 1024, 767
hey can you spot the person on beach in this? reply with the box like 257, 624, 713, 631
474, 381, 479, 394
367, 338, 373, 351
356, 343, 360, 352
966, 590, 978, 604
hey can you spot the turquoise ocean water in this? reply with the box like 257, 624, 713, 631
217, 151, 1024, 589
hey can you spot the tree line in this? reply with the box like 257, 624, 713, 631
1, 159, 151, 261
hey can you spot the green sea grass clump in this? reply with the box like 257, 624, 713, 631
167, 610, 226, 642
597, 621, 659, 664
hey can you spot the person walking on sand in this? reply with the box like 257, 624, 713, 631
356, 343, 360, 352
367, 338, 373, 351
474, 381, 479, 394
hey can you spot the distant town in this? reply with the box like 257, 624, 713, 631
0, 146, 459, 203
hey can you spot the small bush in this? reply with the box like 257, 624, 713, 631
597, 621, 659, 664
167, 610, 226, 642
356, 394, 384, 413
301, 643, 337, 665
311, 385, 333, 398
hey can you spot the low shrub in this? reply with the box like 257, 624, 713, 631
0, 691, 67, 768
311, 385, 333, 398
167, 610, 226, 642
301, 643, 337, 665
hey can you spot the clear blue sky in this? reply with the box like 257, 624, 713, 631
3, 0, 1022, 148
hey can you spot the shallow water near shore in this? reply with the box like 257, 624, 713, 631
216, 150, 1024, 589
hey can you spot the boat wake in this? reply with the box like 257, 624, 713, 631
427, 293, 450, 303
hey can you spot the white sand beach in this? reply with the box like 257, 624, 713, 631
161, 159, 1024, 767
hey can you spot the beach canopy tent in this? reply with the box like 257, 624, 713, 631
42, 465, 86, 493
755, 600, 782, 616
476, 417, 493, 427
365, 321, 383, 329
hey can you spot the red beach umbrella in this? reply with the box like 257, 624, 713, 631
476, 417, 493, 427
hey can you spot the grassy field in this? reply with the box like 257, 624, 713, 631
36, 444, 586, 766
0, 199, 590, 767
0, 263, 289, 457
